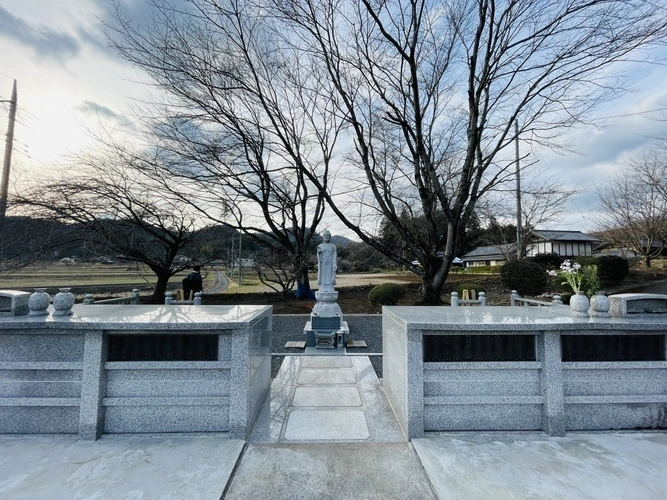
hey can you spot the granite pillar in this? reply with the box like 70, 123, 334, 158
78, 330, 107, 440
538, 331, 565, 436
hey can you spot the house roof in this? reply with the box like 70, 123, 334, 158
462, 244, 515, 261
532, 230, 600, 242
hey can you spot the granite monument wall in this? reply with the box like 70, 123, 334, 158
0, 305, 271, 440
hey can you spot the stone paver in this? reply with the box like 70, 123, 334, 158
293, 386, 362, 407
224, 443, 436, 500
412, 432, 667, 500
0, 436, 243, 500
285, 409, 370, 440
297, 367, 356, 384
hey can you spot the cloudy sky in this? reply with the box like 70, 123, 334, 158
1, 0, 666, 236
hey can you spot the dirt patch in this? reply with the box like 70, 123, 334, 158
192, 274, 510, 314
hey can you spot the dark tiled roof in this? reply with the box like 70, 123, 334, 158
532, 230, 600, 242
462, 244, 515, 260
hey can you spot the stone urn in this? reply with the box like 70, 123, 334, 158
28, 288, 50, 316
590, 294, 611, 318
570, 291, 590, 318
53, 288, 75, 316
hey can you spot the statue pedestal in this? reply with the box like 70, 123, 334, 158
304, 289, 348, 349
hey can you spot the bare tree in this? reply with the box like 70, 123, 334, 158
13, 147, 208, 302
596, 152, 667, 267
268, 0, 667, 303
107, 0, 338, 299
108, 0, 667, 303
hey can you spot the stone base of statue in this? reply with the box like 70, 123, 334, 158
304, 286, 348, 350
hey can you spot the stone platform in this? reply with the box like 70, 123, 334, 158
1, 355, 666, 499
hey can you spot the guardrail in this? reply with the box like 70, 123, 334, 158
450, 291, 486, 306
83, 289, 141, 305
510, 290, 562, 307
165, 291, 202, 305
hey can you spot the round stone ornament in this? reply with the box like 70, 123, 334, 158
569, 291, 590, 318
28, 288, 50, 316
53, 288, 75, 316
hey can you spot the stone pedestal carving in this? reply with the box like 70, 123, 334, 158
304, 231, 349, 349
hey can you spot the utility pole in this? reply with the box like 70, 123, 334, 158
515, 119, 523, 260
238, 233, 243, 285
229, 238, 235, 281
0, 80, 17, 271
0, 80, 17, 229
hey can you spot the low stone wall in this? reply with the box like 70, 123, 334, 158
383, 306, 667, 438
0, 304, 271, 440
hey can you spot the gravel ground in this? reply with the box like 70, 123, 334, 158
270, 315, 383, 378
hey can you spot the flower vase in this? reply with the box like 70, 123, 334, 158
28, 288, 50, 316
590, 294, 611, 318
53, 288, 74, 316
569, 291, 590, 318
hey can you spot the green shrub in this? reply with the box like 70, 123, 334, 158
573, 256, 597, 267
500, 260, 549, 296
368, 283, 406, 305
596, 255, 629, 284
529, 253, 564, 269
455, 283, 487, 298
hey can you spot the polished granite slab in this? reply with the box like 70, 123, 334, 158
383, 305, 667, 330
0, 304, 272, 330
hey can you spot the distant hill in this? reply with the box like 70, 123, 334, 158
331, 235, 354, 246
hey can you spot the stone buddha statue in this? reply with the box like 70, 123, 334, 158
317, 230, 337, 292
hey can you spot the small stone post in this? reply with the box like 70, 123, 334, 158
450, 291, 459, 307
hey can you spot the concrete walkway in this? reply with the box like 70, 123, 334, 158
1, 355, 666, 499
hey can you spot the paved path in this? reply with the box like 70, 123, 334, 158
249, 355, 404, 443
203, 270, 229, 294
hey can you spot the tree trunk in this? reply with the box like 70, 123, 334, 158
295, 265, 315, 300
645, 255, 652, 268
418, 278, 444, 305
151, 271, 171, 304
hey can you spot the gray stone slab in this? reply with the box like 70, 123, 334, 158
351, 356, 405, 442
285, 340, 306, 349
224, 443, 435, 499
413, 433, 667, 500
346, 340, 368, 348
284, 409, 369, 440
0, 436, 243, 500
302, 356, 353, 368
297, 367, 356, 385
293, 386, 362, 407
